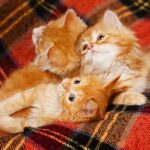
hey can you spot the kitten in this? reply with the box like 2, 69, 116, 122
77, 10, 149, 105
0, 9, 87, 99
33, 9, 86, 76
0, 76, 118, 133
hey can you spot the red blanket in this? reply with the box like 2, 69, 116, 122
0, 0, 150, 149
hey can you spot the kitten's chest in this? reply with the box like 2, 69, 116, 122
92, 53, 114, 70
92, 62, 135, 83
32, 83, 61, 117
81, 49, 118, 75
102, 63, 133, 81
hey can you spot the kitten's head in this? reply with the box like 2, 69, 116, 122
77, 10, 139, 71
58, 75, 118, 122
33, 9, 87, 76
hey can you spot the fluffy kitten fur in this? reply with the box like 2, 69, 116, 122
77, 10, 149, 105
0, 65, 61, 99
0, 76, 117, 133
0, 9, 86, 99
33, 9, 86, 76
0, 10, 86, 136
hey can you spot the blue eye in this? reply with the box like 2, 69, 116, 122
74, 80, 80, 84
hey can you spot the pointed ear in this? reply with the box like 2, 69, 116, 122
64, 9, 77, 27
46, 9, 75, 28
49, 9, 79, 28
103, 10, 122, 29
47, 9, 86, 33
104, 76, 120, 96
79, 100, 98, 117
32, 25, 45, 45
64, 9, 87, 30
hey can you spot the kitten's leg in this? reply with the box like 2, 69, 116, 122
0, 90, 34, 116
24, 108, 55, 129
113, 91, 147, 105
0, 116, 24, 133
24, 111, 49, 128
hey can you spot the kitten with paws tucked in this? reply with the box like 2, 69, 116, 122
77, 10, 149, 105
0, 76, 118, 133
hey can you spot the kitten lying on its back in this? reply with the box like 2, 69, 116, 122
0, 76, 118, 133
77, 10, 149, 105
0, 10, 87, 136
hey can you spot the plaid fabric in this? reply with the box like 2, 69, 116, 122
0, 0, 150, 149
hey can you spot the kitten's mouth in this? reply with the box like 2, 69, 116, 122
94, 49, 111, 54
88, 49, 97, 53
87, 50, 103, 56
88, 49, 109, 54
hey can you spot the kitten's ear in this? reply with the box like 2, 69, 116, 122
104, 76, 120, 96
80, 100, 98, 117
64, 9, 87, 30
49, 9, 79, 28
32, 25, 45, 45
103, 10, 122, 29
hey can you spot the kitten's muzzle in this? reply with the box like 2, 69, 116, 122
87, 43, 94, 50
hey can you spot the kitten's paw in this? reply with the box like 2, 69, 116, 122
0, 116, 24, 133
113, 91, 147, 105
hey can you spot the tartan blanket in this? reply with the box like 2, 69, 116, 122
0, 0, 150, 149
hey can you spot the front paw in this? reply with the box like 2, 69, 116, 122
0, 116, 24, 133
113, 92, 147, 105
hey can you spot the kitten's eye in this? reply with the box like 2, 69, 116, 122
68, 94, 75, 102
83, 44, 88, 51
74, 80, 80, 85
97, 34, 105, 41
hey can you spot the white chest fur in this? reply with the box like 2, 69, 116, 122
81, 44, 120, 74
81, 45, 148, 92
32, 83, 62, 117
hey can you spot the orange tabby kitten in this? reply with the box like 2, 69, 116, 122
77, 10, 149, 105
58, 75, 119, 122
0, 9, 87, 99
33, 9, 86, 76
0, 76, 118, 133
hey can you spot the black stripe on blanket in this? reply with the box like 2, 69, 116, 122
119, 0, 150, 18
28, 0, 67, 21
64, 131, 116, 150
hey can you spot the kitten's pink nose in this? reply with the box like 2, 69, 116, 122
87, 43, 94, 49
